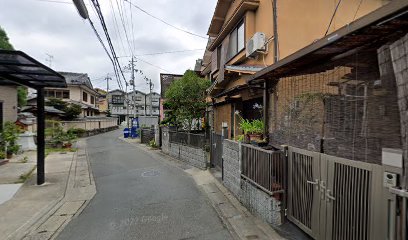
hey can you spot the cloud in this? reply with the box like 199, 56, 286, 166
0, 0, 217, 93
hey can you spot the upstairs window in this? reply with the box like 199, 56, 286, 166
228, 21, 245, 60
83, 92, 88, 102
91, 96, 95, 104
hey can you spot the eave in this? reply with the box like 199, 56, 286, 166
209, 0, 260, 51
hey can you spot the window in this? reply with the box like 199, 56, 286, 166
228, 21, 245, 60
62, 90, 70, 99
112, 95, 124, 104
91, 96, 95, 104
56, 91, 62, 99
83, 92, 88, 102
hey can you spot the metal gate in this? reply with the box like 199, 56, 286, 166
288, 146, 384, 240
210, 132, 223, 170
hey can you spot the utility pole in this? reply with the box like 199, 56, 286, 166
45, 53, 54, 67
146, 77, 154, 116
106, 74, 111, 115
131, 57, 136, 122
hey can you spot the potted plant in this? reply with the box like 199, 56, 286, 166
239, 119, 264, 143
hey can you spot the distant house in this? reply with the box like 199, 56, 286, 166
95, 88, 108, 115
43, 72, 100, 118
159, 73, 182, 121
107, 89, 161, 125
0, 84, 18, 128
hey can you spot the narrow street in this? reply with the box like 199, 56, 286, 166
56, 130, 232, 240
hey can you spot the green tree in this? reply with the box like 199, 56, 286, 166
0, 26, 13, 50
46, 98, 82, 120
17, 86, 28, 107
0, 26, 28, 108
164, 70, 211, 130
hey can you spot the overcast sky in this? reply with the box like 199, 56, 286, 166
0, 0, 217, 93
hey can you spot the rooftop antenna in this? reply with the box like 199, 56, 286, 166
45, 53, 54, 67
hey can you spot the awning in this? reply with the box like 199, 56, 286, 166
0, 50, 66, 89
225, 65, 264, 74
247, 0, 408, 84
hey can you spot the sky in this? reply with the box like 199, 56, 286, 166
0, 0, 217, 93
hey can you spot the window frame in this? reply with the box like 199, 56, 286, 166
83, 91, 88, 102
227, 20, 245, 61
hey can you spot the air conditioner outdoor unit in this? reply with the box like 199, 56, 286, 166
246, 32, 266, 58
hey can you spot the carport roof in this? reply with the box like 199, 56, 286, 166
0, 50, 66, 89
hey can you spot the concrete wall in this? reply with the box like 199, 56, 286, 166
222, 139, 283, 226
60, 118, 118, 132
161, 127, 170, 154
0, 85, 18, 123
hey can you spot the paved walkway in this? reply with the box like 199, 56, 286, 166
0, 140, 96, 240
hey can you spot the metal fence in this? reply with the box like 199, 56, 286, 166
241, 144, 286, 195
168, 131, 207, 148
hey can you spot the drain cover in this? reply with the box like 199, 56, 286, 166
142, 170, 160, 177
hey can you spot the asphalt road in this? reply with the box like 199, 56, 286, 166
56, 130, 232, 240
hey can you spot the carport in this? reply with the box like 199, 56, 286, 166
0, 50, 66, 185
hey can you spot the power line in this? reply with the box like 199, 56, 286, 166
117, 48, 204, 58
324, 0, 343, 36
124, 0, 207, 39
115, 0, 134, 56
109, 0, 128, 60
135, 57, 171, 73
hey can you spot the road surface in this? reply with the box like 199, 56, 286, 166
57, 130, 232, 240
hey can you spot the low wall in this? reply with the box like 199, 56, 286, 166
169, 143, 207, 170
60, 118, 118, 132
222, 139, 283, 226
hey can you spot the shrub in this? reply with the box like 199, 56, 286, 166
149, 139, 158, 148
0, 151, 5, 159
67, 128, 86, 137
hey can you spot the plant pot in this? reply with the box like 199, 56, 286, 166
248, 133, 263, 142
6, 152, 13, 159
63, 142, 72, 149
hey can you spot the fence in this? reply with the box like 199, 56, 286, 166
43, 118, 118, 132
241, 144, 286, 195
168, 131, 207, 149
141, 128, 155, 144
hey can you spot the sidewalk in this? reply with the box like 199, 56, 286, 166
0, 140, 96, 240
121, 137, 286, 240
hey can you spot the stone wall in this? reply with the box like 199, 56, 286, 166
222, 139, 241, 198
161, 129, 208, 170
241, 180, 283, 225
222, 139, 283, 226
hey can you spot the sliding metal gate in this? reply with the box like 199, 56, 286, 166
288, 146, 384, 240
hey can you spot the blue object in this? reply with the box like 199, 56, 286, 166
123, 128, 130, 138
130, 126, 138, 138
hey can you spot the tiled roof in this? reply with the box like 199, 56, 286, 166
59, 72, 93, 90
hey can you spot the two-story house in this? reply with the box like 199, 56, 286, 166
203, 0, 389, 139
43, 72, 100, 118
0, 84, 18, 128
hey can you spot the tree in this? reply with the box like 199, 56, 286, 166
0, 26, 13, 50
46, 98, 82, 120
164, 70, 211, 130
0, 26, 28, 108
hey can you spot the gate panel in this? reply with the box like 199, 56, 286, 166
211, 133, 223, 170
288, 147, 320, 238
324, 155, 383, 240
